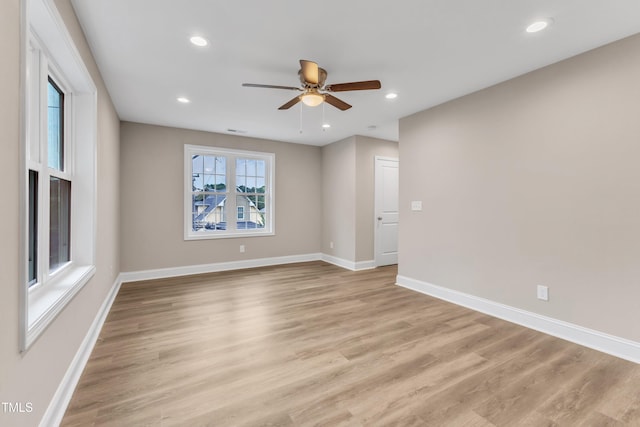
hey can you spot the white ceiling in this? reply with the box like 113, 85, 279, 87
70, 0, 640, 146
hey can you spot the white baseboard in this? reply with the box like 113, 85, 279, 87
120, 253, 324, 283
355, 260, 377, 271
396, 275, 640, 364
321, 254, 376, 271
39, 274, 123, 427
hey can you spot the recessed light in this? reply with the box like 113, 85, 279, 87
189, 36, 208, 47
177, 97, 190, 104
367, 125, 377, 131
322, 123, 331, 129
385, 92, 398, 100
526, 19, 553, 33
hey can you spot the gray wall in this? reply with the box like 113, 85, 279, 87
399, 33, 640, 342
119, 122, 322, 272
0, 1, 121, 426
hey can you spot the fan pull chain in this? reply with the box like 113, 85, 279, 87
299, 102, 303, 134
322, 103, 326, 131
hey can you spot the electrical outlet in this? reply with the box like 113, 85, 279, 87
537, 285, 549, 301
329, 241, 334, 249
239, 245, 245, 253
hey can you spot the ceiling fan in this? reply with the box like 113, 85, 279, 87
242, 60, 381, 111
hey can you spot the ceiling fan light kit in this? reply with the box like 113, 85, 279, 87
300, 90, 325, 107
243, 59, 381, 111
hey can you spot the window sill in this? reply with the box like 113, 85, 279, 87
185, 230, 274, 240
25, 264, 96, 350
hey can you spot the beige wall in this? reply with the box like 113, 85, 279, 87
120, 124, 396, 272
322, 136, 398, 264
0, 0, 22, 415
119, 122, 322, 272
399, 33, 640, 342
321, 137, 357, 260
355, 136, 399, 262
0, 1, 121, 426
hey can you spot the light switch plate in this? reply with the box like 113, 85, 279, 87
411, 201, 423, 211
537, 285, 549, 301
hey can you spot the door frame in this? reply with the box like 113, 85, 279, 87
374, 156, 399, 267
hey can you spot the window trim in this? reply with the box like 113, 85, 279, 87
237, 205, 245, 221
19, 0, 98, 352
184, 144, 275, 240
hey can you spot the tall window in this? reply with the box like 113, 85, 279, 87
185, 145, 274, 239
46, 78, 72, 274
22, 0, 97, 351
28, 71, 73, 284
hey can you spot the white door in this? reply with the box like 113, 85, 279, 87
375, 157, 399, 266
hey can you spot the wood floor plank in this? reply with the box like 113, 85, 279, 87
597, 365, 640, 423
538, 355, 633, 425
61, 262, 640, 426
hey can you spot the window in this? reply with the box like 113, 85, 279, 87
185, 145, 274, 239
21, 0, 97, 351
49, 176, 71, 272
47, 77, 64, 170
28, 170, 38, 286
45, 77, 72, 274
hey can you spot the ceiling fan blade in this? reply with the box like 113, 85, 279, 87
242, 83, 302, 91
325, 80, 382, 92
278, 96, 301, 110
300, 60, 319, 85
324, 94, 352, 111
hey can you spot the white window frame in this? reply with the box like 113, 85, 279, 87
19, 0, 97, 351
237, 206, 245, 221
184, 145, 275, 240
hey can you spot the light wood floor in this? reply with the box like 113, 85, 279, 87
62, 262, 640, 426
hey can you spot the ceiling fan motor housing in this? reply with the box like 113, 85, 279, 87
299, 67, 327, 88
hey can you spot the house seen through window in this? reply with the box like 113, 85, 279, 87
185, 145, 274, 239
